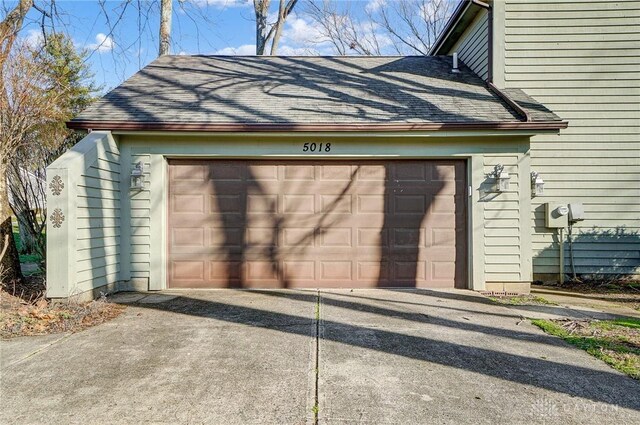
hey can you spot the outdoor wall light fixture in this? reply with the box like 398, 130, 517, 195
492, 164, 511, 192
130, 162, 144, 190
531, 171, 544, 197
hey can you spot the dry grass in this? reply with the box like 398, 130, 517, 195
488, 294, 556, 306
532, 318, 640, 380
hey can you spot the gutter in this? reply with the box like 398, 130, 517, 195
471, 0, 490, 7
67, 121, 566, 132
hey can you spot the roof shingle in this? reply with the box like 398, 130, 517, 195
70, 55, 563, 129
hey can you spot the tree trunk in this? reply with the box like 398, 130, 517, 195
0, 165, 23, 284
17, 211, 35, 254
269, 0, 285, 55
158, 0, 173, 56
254, 0, 270, 55
0, 0, 33, 68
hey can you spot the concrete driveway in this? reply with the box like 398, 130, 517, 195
1, 289, 638, 424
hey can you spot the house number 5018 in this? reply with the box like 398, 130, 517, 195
302, 142, 331, 152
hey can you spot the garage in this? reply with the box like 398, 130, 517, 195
167, 159, 466, 289
47, 55, 567, 299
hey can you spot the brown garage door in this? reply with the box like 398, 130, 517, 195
167, 160, 466, 289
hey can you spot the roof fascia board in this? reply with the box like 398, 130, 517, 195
68, 120, 567, 134
112, 129, 561, 138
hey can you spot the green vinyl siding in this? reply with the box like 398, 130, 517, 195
504, 0, 640, 278
74, 144, 122, 291
450, 8, 489, 80
129, 154, 152, 279
46, 132, 123, 298
482, 154, 523, 282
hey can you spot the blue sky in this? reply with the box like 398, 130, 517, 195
17, 0, 383, 92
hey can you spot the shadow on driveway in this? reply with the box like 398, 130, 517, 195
119, 289, 640, 412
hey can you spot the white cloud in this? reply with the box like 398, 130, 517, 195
282, 15, 328, 46
354, 20, 393, 51
213, 43, 321, 57
419, 2, 437, 20
278, 13, 392, 55
214, 44, 256, 55
277, 45, 321, 56
365, 0, 386, 13
88, 33, 114, 53
24, 29, 44, 48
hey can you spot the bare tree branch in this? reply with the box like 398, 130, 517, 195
269, 0, 298, 55
254, 0, 299, 55
303, 0, 454, 56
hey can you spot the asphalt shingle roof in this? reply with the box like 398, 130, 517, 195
70, 55, 562, 127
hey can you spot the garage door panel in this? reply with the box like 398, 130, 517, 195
320, 194, 352, 213
356, 165, 387, 181
392, 228, 424, 248
357, 195, 385, 213
282, 261, 315, 281
171, 260, 205, 280
358, 228, 387, 247
430, 228, 457, 247
245, 227, 277, 246
319, 261, 353, 280
209, 194, 244, 214
281, 228, 315, 247
168, 160, 466, 289
433, 163, 458, 180
207, 227, 244, 248
246, 194, 278, 212
170, 194, 205, 213
282, 195, 315, 214
283, 165, 316, 180
319, 165, 354, 180
210, 260, 242, 280
359, 262, 389, 281
394, 194, 428, 214
424, 212, 457, 225
209, 163, 244, 181
319, 228, 353, 247
393, 261, 426, 281
170, 164, 206, 181
172, 228, 205, 247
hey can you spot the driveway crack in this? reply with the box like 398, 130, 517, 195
5, 333, 73, 367
313, 289, 320, 425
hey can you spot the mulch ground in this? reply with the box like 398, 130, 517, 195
0, 276, 125, 339
536, 281, 640, 311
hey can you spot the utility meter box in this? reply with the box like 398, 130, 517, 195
545, 203, 569, 228
568, 203, 585, 222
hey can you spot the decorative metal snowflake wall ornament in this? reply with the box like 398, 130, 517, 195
50, 208, 65, 228
50, 175, 64, 196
